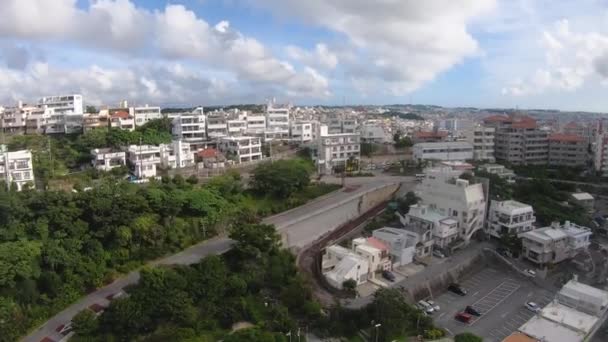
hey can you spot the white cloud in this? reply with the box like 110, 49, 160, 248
0, 0, 331, 102
250, 0, 495, 95
502, 19, 608, 96
286, 43, 338, 70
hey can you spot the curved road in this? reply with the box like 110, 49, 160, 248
23, 175, 411, 342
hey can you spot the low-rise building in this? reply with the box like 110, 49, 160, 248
412, 142, 474, 162
109, 111, 135, 131
478, 163, 516, 183
218, 136, 262, 163
571, 192, 594, 214
405, 204, 459, 249
316, 125, 360, 174
160, 140, 195, 169
290, 121, 317, 143
520, 221, 592, 265
91, 148, 126, 171
126, 145, 161, 178
360, 123, 391, 144
487, 200, 535, 238
322, 245, 370, 289
412, 130, 448, 144
195, 148, 226, 169
464, 124, 495, 162
170, 108, 206, 145
372, 227, 417, 267
0, 146, 35, 191
352, 237, 392, 272
133, 106, 162, 126
548, 133, 587, 167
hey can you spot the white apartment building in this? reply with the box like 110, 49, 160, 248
218, 136, 262, 163
360, 123, 391, 144
316, 125, 361, 174
265, 101, 291, 140
0, 102, 34, 134
486, 200, 535, 238
91, 149, 126, 171
133, 106, 162, 126
406, 204, 460, 249
244, 113, 266, 135
125, 145, 161, 179
412, 142, 474, 162
25, 107, 51, 134
170, 108, 206, 144
483, 115, 548, 165
520, 221, 592, 265
594, 133, 608, 176
416, 167, 487, 242
290, 121, 317, 143
478, 163, 516, 183
38, 94, 84, 134
159, 140, 195, 169
464, 125, 495, 162
109, 111, 135, 131
322, 245, 370, 289
0, 146, 35, 191
206, 111, 228, 138
227, 116, 247, 136
326, 117, 358, 134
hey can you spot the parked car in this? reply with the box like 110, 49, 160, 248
382, 270, 396, 282
465, 306, 481, 316
88, 303, 106, 317
454, 312, 473, 323
105, 290, 126, 301
525, 302, 541, 313
417, 300, 434, 314
55, 323, 73, 335
448, 283, 467, 296
524, 269, 537, 277
426, 300, 440, 311
433, 250, 446, 258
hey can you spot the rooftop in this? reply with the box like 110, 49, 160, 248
413, 141, 473, 149
413, 131, 448, 138
519, 315, 585, 342
548, 133, 585, 143
492, 200, 534, 214
571, 192, 594, 201
501, 332, 538, 342
520, 227, 567, 242
559, 279, 608, 309
540, 301, 598, 333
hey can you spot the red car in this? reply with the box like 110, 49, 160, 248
88, 303, 106, 316
40, 337, 55, 342
455, 312, 473, 323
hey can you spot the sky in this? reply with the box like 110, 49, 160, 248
1, 0, 608, 111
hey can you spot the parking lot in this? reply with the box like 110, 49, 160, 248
432, 266, 556, 342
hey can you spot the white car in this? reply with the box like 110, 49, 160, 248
418, 300, 435, 314
525, 269, 537, 277
426, 300, 440, 311
525, 302, 541, 313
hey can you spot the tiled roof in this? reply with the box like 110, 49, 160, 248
366, 237, 389, 251
511, 116, 537, 129
483, 115, 510, 123
548, 133, 584, 143
111, 111, 130, 119
197, 148, 218, 159
413, 131, 448, 138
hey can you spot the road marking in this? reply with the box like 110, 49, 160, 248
438, 312, 446, 319
501, 312, 509, 318
444, 328, 454, 336
472, 291, 479, 297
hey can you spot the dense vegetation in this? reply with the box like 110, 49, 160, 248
7, 118, 173, 188
72, 223, 318, 341
384, 111, 425, 121
0, 159, 338, 341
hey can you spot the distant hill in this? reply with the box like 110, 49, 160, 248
384, 111, 425, 120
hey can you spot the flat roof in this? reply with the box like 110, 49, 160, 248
413, 141, 473, 148
540, 302, 598, 333
572, 192, 594, 201
493, 200, 533, 213
560, 279, 608, 308
521, 227, 567, 242
519, 315, 585, 342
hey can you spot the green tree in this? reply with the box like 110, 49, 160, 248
342, 279, 357, 291
250, 160, 312, 199
72, 309, 98, 336
223, 327, 286, 342
0, 240, 42, 287
455, 332, 483, 342
230, 224, 280, 259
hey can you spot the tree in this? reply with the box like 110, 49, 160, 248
250, 159, 312, 199
72, 309, 98, 336
230, 224, 280, 259
223, 327, 286, 342
360, 143, 376, 157
0, 240, 42, 287
342, 279, 357, 291
455, 332, 483, 342
85, 106, 98, 114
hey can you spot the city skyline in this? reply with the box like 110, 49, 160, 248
1, 0, 608, 111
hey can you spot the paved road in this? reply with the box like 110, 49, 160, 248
24, 176, 408, 342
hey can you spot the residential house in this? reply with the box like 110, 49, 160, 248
195, 148, 226, 169
483, 114, 548, 165
478, 163, 516, 183
109, 111, 135, 131
218, 136, 262, 163
372, 227, 417, 267
412, 142, 474, 162
487, 200, 536, 238
412, 130, 448, 144
133, 106, 162, 126
159, 140, 195, 169
548, 133, 587, 167
520, 221, 592, 265
0, 146, 35, 191
322, 245, 370, 289
125, 145, 161, 178
405, 204, 459, 249
170, 107, 207, 145
91, 148, 126, 171
571, 192, 594, 214
315, 124, 361, 174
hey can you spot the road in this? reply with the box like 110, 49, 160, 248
24, 175, 409, 342
516, 176, 608, 189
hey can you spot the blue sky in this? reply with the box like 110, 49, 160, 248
1, 0, 608, 111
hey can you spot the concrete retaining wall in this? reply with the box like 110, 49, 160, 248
280, 183, 401, 250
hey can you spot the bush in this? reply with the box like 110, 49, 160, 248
455, 332, 483, 342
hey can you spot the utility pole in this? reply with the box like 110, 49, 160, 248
48, 135, 54, 178
138, 137, 143, 179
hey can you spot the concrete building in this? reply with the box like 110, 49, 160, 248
520, 221, 592, 266
571, 192, 594, 214
563, 121, 591, 144
464, 125, 495, 162
478, 163, 516, 183
206, 111, 228, 139
517, 277, 608, 342
91, 149, 126, 172
594, 133, 608, 176
487, 200, 535, 238
412, 142, 474, 162
360, 123, 391, 144
372, 227, 417, 266
160, 140, 195, 169
109, 111, 135, 131
218, 136, 262, 163
227, 117, 248, 136
38, 94, 84, 134
0, 102, 34, 134
82, 112, 109, 132
290, 121, 317, 143
316, 125, 361, 174
548, 133, 587, 167
322, 245, 370, 289
133, 106, 162, 126
416, 167, 487, 242
484, 115, 548, 165
405, 204, 459, 249
244, 113, 266, 135
0, 146, 35, 191
352, 237, 392, 273
126, 145, 161, 179
265, 101, 291, 140
171, 108, 207, 145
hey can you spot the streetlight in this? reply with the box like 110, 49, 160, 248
374, 323, 382, 342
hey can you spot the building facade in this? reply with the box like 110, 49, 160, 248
0, 147, 35, 191
126, 145, 161, 178
218, 136, 262, 163
91, 149, 126, 172
170, 108, 207, 145
464, 125, 495, 162
548, 133, 587, 167
520, 221, 592, 265
484, 115, 548, 165
316, 125, 361, 174
38, 94, 84, 134
486, 200, 535, 238
412, 142, 474, 162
